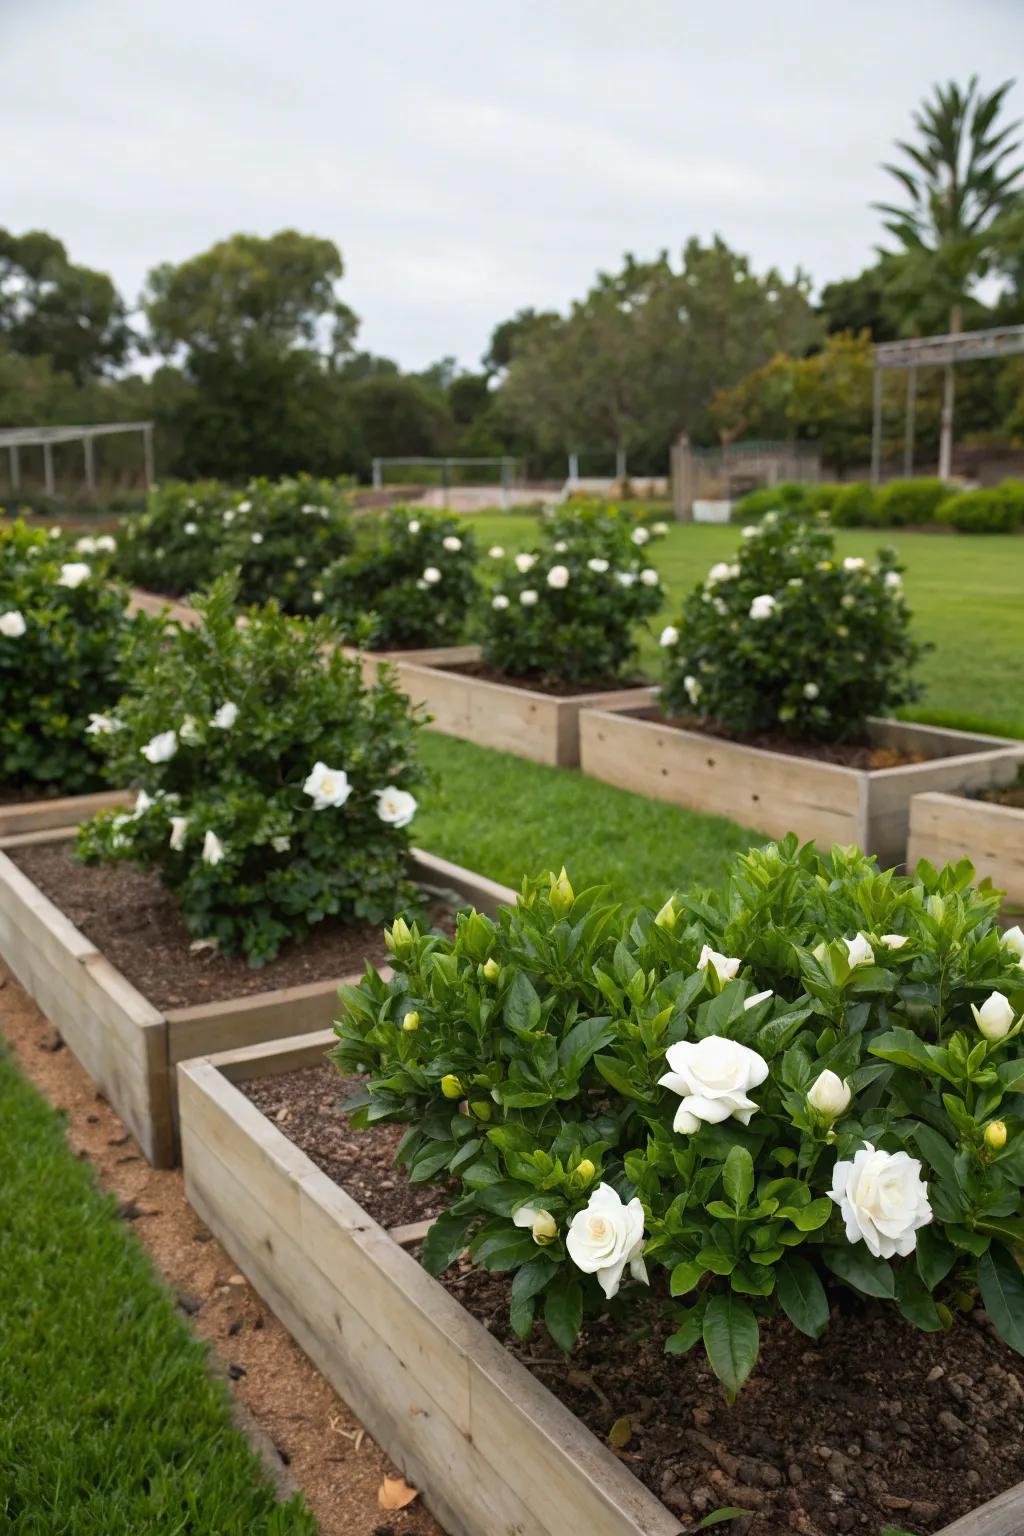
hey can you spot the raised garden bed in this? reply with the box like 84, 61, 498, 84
126, 586, 202, 627
579, 710, 1024, 868
178, 1030, 1024, 1536
0, 787, 132, 840
352, 644, 656, 767
0, 831, 511, 1168
909, 791, 1024, 905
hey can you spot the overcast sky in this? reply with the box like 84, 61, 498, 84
4, 0, 1023, 371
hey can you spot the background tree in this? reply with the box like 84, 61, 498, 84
874, 76, 1024, 474
0, 229, 132, 381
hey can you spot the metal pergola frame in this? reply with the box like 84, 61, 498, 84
870, 324, 1024, 484
0, 421, 156, 497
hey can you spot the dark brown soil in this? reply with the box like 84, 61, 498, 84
9, 842, 393, 1011
662, 715, 926, 772
259, 1076, 1024, 1536
242, 1064, 447, 1231
979, 775, 1024, 810
439, 659, 647, 699
0, 783, 70, 805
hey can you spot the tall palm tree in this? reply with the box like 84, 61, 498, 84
875, 76, 1024, 475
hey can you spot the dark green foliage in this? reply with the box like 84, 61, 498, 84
938, 486, 1024, 533
730, 482, 811, 522
873, 478, 950, 527
829, 483, 878, 527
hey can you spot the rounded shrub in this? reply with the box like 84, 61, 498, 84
321, 507, 478, 649
0, 520, 137, 796
222, 475, 354, 615
116, 480, 228, 597
731, 482, 809, 523
334, 837, 1024, 1395
829, 483, 877, 527
873, 477, 950, 527
481, 505, 665, 687
77, 576, 427, 965
937, 489, 1021, 534
659, 511, 924, 742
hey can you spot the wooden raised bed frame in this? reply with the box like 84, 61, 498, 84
178, 1030, 1024, 1536
909, 791, 1024, 904
0, 788, 132, 840
0, 835, 512, 1168
579, 710, 1024, 869
354, 644, 657, 768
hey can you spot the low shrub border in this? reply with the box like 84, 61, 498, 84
178, 1026, 1024, 1536
579, 712, 1024, 867
909, 791, 1024, 906
0, 833, 511, 1166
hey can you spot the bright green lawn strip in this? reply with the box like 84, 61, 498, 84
416, 731, 758, 906
459, 514, 1024, 739
0, 1049, 315, 1536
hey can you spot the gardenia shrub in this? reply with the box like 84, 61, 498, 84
115, 480, 229, 597
0, 520, 138, 795
222, 475, 354, 615
659, 511, 924, 741
321, 507, 478, 648
334, 838, 1024, 1395
481, 505, 665, 687
77, 576, 427, 964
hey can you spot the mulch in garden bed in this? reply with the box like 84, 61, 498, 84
8, 842, 445, 1013
260, 1065, 1024, 1536
661, 714, 927, 772
438, 659, 649, 698
978, 773, 1024, 810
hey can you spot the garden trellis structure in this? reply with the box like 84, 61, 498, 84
0, 421, 156, 497
871, 323, 1024, 483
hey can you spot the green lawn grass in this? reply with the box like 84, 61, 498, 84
416, 731, 758, 905
460, 513, 1024, 739
0, 1048, 315, 1536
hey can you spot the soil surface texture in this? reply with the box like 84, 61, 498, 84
662, 715, 926, 772
438, 659, 648, 698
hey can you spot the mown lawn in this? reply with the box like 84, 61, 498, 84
460, 513, 1024, 739
0, 1048, 315, 1536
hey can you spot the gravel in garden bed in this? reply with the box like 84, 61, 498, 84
437, 659, 649, 698
8, 842, 444, 1012
257, 1070, 1024, 1535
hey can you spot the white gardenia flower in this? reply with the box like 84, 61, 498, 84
807, 1069, 852, 1121
884, 571, 903, 591
86, 712, 120, 735
312, 590, 324, 604
407, 519, 421, 533
95, 535, 116, 553
697, 944, 741, 982
748, 593, 777, 621
659, 625, 679, 648
271, 834, 291, 852
843, 556, 866, 572
211, 701, 239, 730
803, 682, 820, 700
169, 816, 189, 852
237, 500, 252, 513
639, 568, 659, 587
179, 715, 201, 745
492, 593, 510, 610
844, 932, 875, 969
1003, 925, 1024, 960
513, 1205, 558, 1245
442, 535, 462, 552
423, 566, 441, 584
303, 761, 351, 810
652, 521, 669, 536
222, 508, 236, 524
0, 610, 26, 638
659, 1036, 769, 1134
251, 532, 264, 545
684, 675, 702, 705
488, 545, 505, 558
631, 527, 650, 545
375, 785, 417, 828
566, 1183, 648, 1299
184, 522, 198, 535
971, 990, 1015, 1042
520, 589, 538, 606
587, 557, 609, 574
617, 571, 636, 587
880, 933, 908, 950
514, 552, 537, 573
547, 564, 570, 589
75, 536, 97, 554
58, 562, 91, 589
741, 525, 758, 538
706, 562, 738, 585
141, 730, 177, 764
830, 1143, 932, 1259
553, 540, 568, 553
202, 829, 225, 866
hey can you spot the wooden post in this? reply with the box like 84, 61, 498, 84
372, 458, 382, 489
870, 364, 882, 486
9, 445, 20, 493
903, 366, 917, 479
43, 442, 55, 496
83, 435, 96, 495
615, 446, 626, 483
142, 424, 156, 489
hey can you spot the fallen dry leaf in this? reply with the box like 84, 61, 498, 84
608, 1415, 632, 1449
378, 1475, 420, 1510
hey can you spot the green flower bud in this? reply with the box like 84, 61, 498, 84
385, 915, 413, 954
531, 1210, 557, 1244
469, 1100, 492, 1121
985, 1120, 1008, 1152
573, 1158, 596, 1186
548, 866, 574, 918
654, 897, 678, 931
401, 1010, 420, 1032
440, 1073, 463, 1100
483, 957, 500, 981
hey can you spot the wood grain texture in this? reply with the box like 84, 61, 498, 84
579, 710, 1024, 869
178, 1044, 685, 1536
0, 789, 132, 838
908, 792, 1024, 901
